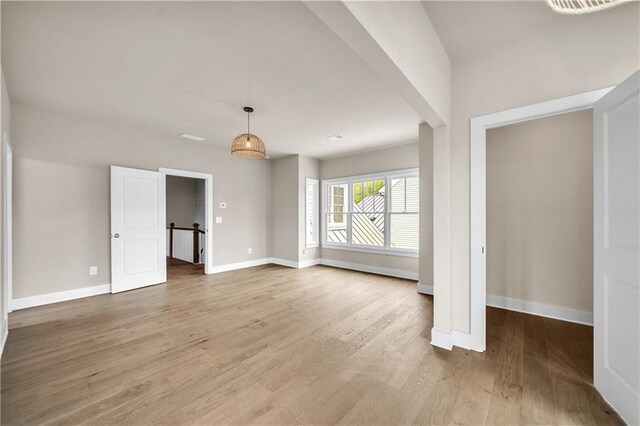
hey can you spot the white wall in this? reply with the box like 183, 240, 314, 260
449, 2, 639, 333
343, 1, 450, 127
319, 143, 420, 276
11, 103, 271, 299
487, 110, 593, 313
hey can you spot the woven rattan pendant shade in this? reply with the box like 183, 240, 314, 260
231, 107, 266, 160
546, 0, 625, 14
231, 133, 265, 159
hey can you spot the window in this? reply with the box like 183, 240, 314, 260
322, 169, 419, 255
305, 178, 319, 247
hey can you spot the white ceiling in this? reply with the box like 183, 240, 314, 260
422, 0, 639, 62
1, 1, 421, 159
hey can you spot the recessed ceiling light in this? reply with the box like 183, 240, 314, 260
180, 133, 206, 142
327, 134, 344, 141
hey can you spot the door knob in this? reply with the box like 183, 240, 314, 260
113, 233, 120, 238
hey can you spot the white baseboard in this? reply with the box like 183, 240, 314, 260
210, 257, 413, 281
298, 258, 321, 268
319, 259, 418, 280
269, 257, 299, 269
208, 257, 322, 273
268, 257, 321, 269
0, 319, 8, 359
208, 258, 270, 274
416, 283, 433, 295
12, 284, 111, 311
487, 294, 593, 326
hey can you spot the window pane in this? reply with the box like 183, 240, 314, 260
327, 183, 348, 216
390, 213, 419, 250
326, 214, 347, 243
390, 177, 419, 213
406, 176, 419, 213
353, 179, 385, 212
374, 179, 385, 212
390, 178, 405, 212
352, 182, 363, 210
352, 213, 384, 246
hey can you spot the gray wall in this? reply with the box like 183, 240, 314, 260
194, 178, 205, 228
166, 175, 195, 227
486, 110, 593, 312
270, 155, 299, 263
11, 102, 271, 299
321, 143, 419, 179
319, 143, 420, 275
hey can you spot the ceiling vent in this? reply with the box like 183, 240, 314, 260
180, 133, 206, 142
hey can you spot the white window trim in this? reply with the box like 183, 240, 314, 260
305, 178, 320, 248
321, 168, 419, 256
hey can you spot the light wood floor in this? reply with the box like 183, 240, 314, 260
2, 262, 620, 425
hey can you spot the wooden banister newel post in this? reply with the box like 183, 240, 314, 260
169, 223, 175, 259
193, 223, 200, 264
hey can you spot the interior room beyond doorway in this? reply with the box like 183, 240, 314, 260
166, 175, 206, 276
486, 109, 594, 327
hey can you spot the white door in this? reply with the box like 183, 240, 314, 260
593, 71, 639, 425
111, 166, 166, 293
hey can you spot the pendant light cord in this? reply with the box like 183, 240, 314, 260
247, 111, 250, 141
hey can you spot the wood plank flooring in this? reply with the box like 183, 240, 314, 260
1, 262, 621, 425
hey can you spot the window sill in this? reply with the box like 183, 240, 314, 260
321, 243, 418, 258
305, 244, 320, 249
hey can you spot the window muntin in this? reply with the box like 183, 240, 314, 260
322, 169, 418, 254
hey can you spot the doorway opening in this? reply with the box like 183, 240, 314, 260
159, 168, 213, 277
469, 76, 639, 424
468, 87, 611, 352
485, 109, 594, 331
166, 175, 205, 277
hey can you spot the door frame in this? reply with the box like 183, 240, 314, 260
468, 87, 612, 352
159, 168, 214, 274
3, 132, 12, 316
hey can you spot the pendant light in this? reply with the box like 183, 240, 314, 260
546, 0, 626, 14
231, 107, 266, 160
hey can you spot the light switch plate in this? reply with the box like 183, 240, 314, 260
216, 217, 223, 224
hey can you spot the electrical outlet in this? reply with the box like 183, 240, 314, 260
89, 266, 98, 276
248, 248, 252, 254
216, 217, 222, 224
